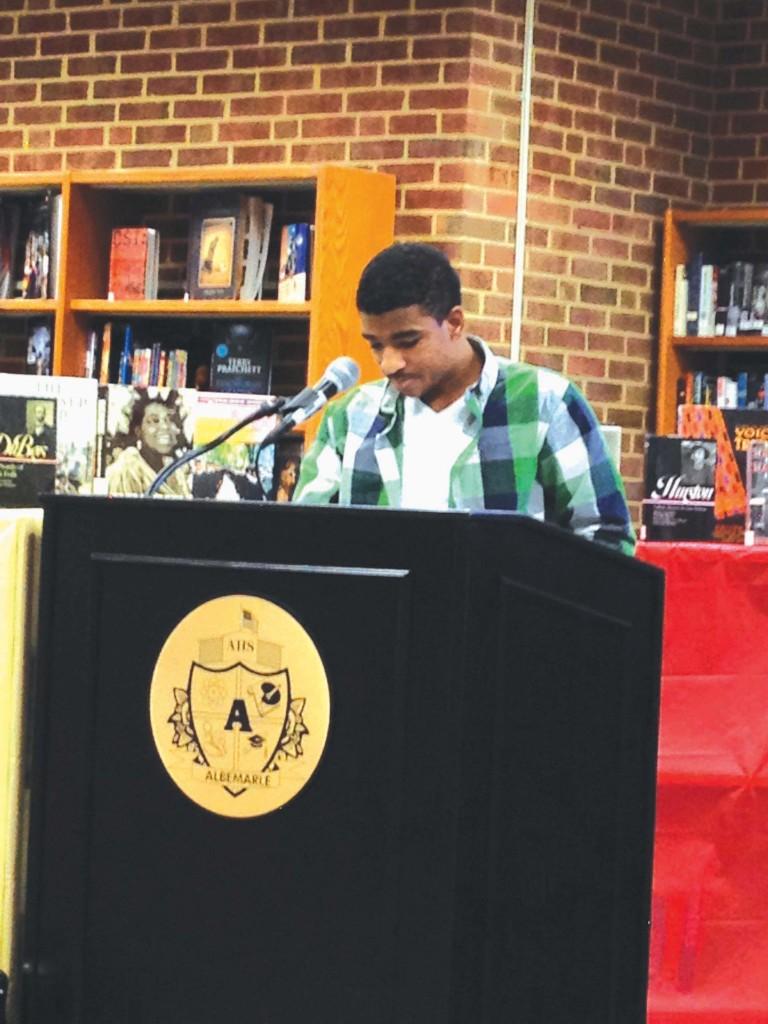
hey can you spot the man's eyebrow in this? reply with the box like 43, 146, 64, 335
362, 328, 422, 343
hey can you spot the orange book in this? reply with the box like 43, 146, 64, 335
107, 227, 158, 300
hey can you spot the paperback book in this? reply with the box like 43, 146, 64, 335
0, 373, 98, 494
271, 435, 303, 502
190, 391, 278, 501
277, 222, 310, 302
209, 322, 271, 394
745, 439, 768, 544
108, 227, 160, 301
97, 385, 196, 498
0, 200, 21, 300
641, 434, 717, 541
0, 395, 57, 506
20, 193, 52, 300
240, 195, 273, 301
677, 403, 768, 540
187, 194, 246, 300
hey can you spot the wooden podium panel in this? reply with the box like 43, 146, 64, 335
18, 498, 663, 1024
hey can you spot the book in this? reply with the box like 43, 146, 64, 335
277, 222, 311, 302
108, 227, 159, 301
26, 322, 52, 375
98, 322, 113, 385
677, 403, 768, 541
0, 394, 57, 506
685, 251, 704, 336
641, 434, 717, 541
0, 199, 21, 300
98, 384, 196, 498
20, 194, 52, 300
190, 391, 279, 501
48, 191, 63, 300
187, 194, 246, 300
697, 263, 716, 336
240, 195, 274, 301
0, 373, 98, 494
750, 262, 768, 332
673, 264, 688, 336
271, 435, 304, 502
209, 322, 271, 394
745, 439, 768, 544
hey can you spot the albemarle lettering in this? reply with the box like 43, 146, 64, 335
205, 769, 274, 787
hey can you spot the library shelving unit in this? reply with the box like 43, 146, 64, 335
0, 174, 63, 374
0, 165, 396, 443
657, 205, 768, 434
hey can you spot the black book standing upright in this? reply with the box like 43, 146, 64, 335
18, 496, 663, 1024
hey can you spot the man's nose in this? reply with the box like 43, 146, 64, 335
379, 346, 406, 377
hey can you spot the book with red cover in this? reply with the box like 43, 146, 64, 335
108, 227, 158, 301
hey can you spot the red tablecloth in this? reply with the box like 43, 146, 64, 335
638, 542, 768, 1023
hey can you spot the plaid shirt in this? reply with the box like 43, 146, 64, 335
294, 337, 635, 554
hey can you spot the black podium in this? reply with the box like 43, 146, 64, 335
19, 496, 663, 1024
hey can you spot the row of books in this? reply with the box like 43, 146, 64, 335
106, 199, 310, 303
0, 191, 62, 301
642, 404, 768, 543
0, 374, 303, 508
678, 369, 768, 409
675, 256, 768, 337
84, 320, 271, 393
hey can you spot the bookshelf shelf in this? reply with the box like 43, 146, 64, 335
657, 206, 768, 433
0, 300, 58, 315
672, 334, 768, 350
0, 165, 395, 444
70, 299, 311, 317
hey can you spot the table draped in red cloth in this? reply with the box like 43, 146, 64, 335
638, 542, 768, 1024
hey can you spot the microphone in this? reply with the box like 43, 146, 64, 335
261, 356, 360, 446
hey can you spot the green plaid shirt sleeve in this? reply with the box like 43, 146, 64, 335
294, 341, 635, 556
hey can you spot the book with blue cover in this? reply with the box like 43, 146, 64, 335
277, 222, 310, 302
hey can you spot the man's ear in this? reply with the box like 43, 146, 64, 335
445, 305, 465, 339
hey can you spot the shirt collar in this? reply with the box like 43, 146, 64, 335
378, 334, 500, 418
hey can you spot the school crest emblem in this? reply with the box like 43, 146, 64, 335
150, 595, 330, 817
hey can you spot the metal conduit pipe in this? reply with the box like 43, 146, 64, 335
509, 0, 536, 362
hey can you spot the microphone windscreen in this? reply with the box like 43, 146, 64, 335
325, 356, 360, 394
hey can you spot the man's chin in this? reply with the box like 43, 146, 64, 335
389, 376, 421, 396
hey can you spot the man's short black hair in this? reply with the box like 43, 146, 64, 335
356, 242, 462, 321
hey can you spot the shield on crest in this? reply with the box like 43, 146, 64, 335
188, 662, 291, 778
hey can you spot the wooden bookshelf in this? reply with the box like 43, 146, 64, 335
0, 165, 396, 444
657, 206, 768, 433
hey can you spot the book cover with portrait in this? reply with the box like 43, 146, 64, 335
0, 373, 98, 494
98, 385, 196, 498
641, 434, 717, 541
0, 395, 57, 506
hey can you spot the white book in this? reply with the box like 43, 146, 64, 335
673, 264, 688, 336
240, 196, 274, 301
0, 373, 98, 493
697, 264, 715, 336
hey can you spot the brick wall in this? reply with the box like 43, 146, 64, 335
1, 0, 766, 509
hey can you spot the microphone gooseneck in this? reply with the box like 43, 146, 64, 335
260, 356, 360, 447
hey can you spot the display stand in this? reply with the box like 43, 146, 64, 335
18, 497, 664, 1024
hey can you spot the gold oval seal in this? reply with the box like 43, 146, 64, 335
149, 594, 330, 817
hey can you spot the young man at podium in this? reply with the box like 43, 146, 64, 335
294, 242, 635, 555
